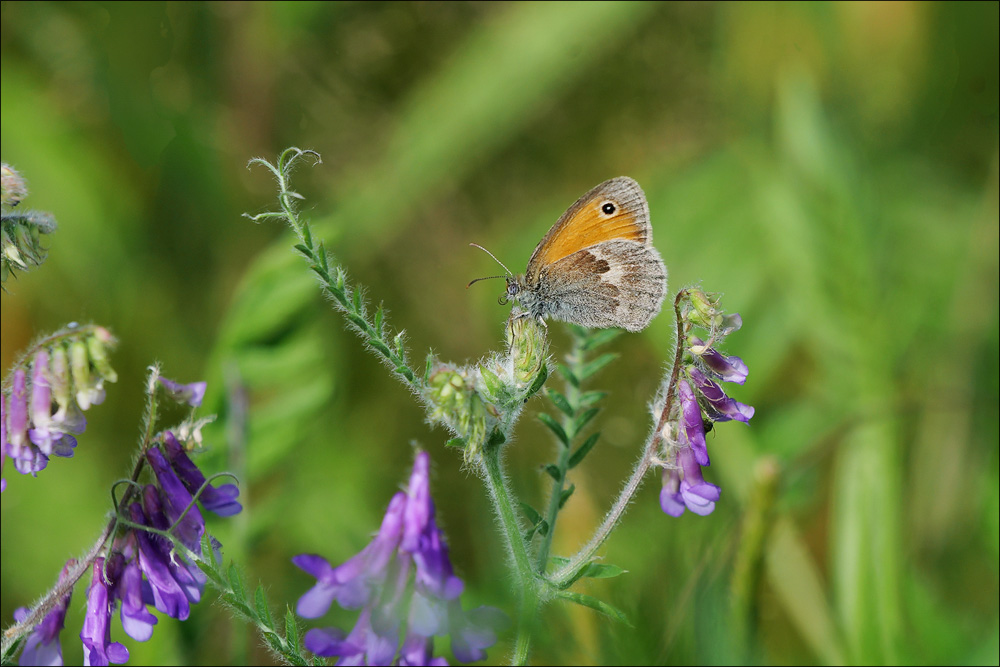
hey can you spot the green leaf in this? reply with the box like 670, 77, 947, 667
446, 437, 467, 448
373, 306, 384, 333
544, 463, 562, 482
479, 364, 502, 397
486, 429, 506, 448
285, 607, 301, 653
370, 339, 392, 357
579, 562, 626, 579
558, 483, 575, 508
538, 412, 570, 447
559, 591, 632, 626
254, 585, 273, 626
228, 564, 246, 601
571, 407, 599, 438
581, 328, 622, 351
545, 388, 574, 417
578, 390, 608, 408
315, 242, 329, 271
580, 352, 619, 380
519, 502, 543, 524
557, 362, 580, 388
526, 362, 549, 396
568, 432, 600, 468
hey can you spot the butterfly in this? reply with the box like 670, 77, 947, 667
470, 177, 667, 332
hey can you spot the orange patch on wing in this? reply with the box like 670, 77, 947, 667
532, 206, 646, 268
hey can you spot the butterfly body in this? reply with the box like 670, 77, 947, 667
502, 177, 667, 332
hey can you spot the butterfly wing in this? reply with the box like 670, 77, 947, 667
525, 177, 652, 282
535, 239, 666, 331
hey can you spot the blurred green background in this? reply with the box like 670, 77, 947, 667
2, 2, 997, 665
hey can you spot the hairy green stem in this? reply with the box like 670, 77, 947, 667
550, 291, 688, 586
480, 442, 541, 666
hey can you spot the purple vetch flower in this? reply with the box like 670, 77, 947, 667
14, 560, 76, 667
295, 492, 407, 618
662, 446, 721, 517
689, 336, 748, 384
80, 558, 129, 666
678, 380, 708, 466
160, 432, 242, 517
658, 300, 753, 518
2, 333, 117, 489
688, 367, 754, 423
399, 631, 448, 666
114, 555, 157, 642
157, 378, 207, 407
4, 369, 49, 477
295, 451, 505, 664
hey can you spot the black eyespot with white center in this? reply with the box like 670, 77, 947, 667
600, 201, 616, 215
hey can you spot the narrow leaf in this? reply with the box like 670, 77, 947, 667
579, 563, 626, 579
255, 585, 273, 626
568, 432, 601, 468
538, 413, 570, 447
572, 407, 599, 437
446, 437, 466, 448
557, 362, 580, 388
544, 464, 561, 482
559, 592, 632, 626
582, 328, 622, 350
545, 388, 574, 417
558, 483, 575, 508
580, 352, 619, 380
228, 564, 246, 601
578, 390, 608, 408
520, 503, 543, 525
285, 607, 301, 652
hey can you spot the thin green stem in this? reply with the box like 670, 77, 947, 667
480, 442, 541, 666
550, 291, 688, 587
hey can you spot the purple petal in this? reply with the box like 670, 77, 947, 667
14, 560, 75, 667
303, 627, 362, 658
80, 558, 130, 666
146, 446, 205, 549
160, 432, 241, 517
130, 501, 191, 621
117, 557, 158, 642
678, 380, 708, 466
402, 451, 433, 552
688, 368, 754, 423
157, 377, 207, 407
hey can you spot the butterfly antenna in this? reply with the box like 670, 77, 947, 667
467, 243, 514, 289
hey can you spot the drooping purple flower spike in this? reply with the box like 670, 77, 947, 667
2, 327, 117, 489
658, 296, 753, 519
295, 451, 505, 664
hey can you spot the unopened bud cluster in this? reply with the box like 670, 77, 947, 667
1, 163, 58, 284
424, 313, 549, 461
